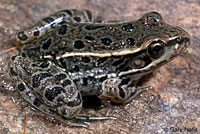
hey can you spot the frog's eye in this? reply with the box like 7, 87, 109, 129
147, 40, 165, 59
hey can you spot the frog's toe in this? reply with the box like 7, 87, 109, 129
75, 114, 117, 121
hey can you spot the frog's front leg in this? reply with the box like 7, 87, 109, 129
16, 9, 94, 44
97, 77, 151, 104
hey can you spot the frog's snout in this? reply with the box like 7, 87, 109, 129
177, 27, 190, 47
172, 27, 190, 52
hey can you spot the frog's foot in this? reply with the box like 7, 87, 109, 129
97, 78, 152, 104
8, 56, 86, 127
51, 115, 90, 128
50, 114, 116, 127
50, 113, 116, 127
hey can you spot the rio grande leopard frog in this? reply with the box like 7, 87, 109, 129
8, 9, 190, 127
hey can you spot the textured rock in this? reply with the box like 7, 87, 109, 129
0, 0, 199, 134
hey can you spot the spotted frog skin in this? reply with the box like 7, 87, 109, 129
8, 9, 190, 127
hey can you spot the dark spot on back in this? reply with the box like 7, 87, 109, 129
122, 23, 134, 32
85, 25, 104, 30
42, 39, 52, 50
85, 35, 95, 40
73, 17, 81, 22
45, 87, 65, 101
42, 17, 54, 23
58, 13, 66, 18
17, 31, 28, 41
18, 83, 26, 92
74, 40, 85, 49
58, 25, 68, 35
127, 38, 135, 46
63, 10, 72, 16
58, 21, 67, 25
100, 38, 112, 45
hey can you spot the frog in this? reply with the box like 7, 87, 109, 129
8, 9, 190, 127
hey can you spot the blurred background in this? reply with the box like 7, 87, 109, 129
0, 0, 199, 134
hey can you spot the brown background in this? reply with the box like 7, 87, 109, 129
0, 0, 199, 134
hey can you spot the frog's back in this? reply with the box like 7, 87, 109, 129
22, 12, 186, 58
21, 12, 190, 95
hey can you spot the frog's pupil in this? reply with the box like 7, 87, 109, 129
148, 41, 165, 59
153, 45, 162, 52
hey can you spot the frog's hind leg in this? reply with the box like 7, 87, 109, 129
16, 9, 94, 44
8, 56, 89, 127
16, 80, 91, 127
8, 56, 115, 127
97, 77, 152, 104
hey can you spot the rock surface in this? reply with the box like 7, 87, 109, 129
0, 0, 199, 134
